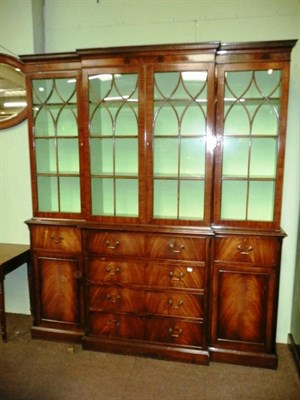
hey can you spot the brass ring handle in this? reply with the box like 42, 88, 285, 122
168, 298, 184, 309
106, 294, 121, 303
168, 327, 183, 338
169, 243, 185, 253
169, 271, 184, 281
50, 235, 64, 244
237, 244, 253, 255
105, 240, 120, 249
107, 319, 120, 327
105, 266, 121, 274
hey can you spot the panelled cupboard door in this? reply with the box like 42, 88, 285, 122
33, 254, 83, 329
213, 60, 291, 229
26, 69, 85, 219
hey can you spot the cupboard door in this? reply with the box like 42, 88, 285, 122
35, 255, 82, 327
211, 264, 276, 351
148, 64, 215, 226
29, 72, 83, 218
214, 62, 291, 228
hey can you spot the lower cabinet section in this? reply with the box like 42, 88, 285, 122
27, 222, 284, 368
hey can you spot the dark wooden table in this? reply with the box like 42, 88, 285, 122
0, 243, 31, 341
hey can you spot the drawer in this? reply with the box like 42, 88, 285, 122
214, 236, 280, 265
146, 235, 206, 261
87, 258, 144, 285
31, 225, 81, 253
89, 312, 143, 340
145, 291, 203, 318
88, 286, 144, 313
146, 318, 203, 347
86, 231, 144, 258
145, 262, 205, 290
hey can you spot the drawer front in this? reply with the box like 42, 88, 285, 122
214, 236, 280, 264
145, 262, 205, 290
146, 235, 207, 261
31, 226, 81, 252
146, 318, 203, 347
86, 231, 144, 257
88, 286, 144, 313
87, 258, 144, 285
89, 312, 143, 339
145, 291, 203, 318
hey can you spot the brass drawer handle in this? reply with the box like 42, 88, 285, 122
106, 319, 120, 327
105, 240, 120, 250
106, 293, 121, 303
237, 244, 253, 255
50, 235, 64, 244
169, 271, 184, 281
105, 266, 120, 275
168, 298, 184, 309
169, 243, 185, 253
168, 327, 183, 338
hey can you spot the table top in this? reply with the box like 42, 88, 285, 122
0, 243, 30, 266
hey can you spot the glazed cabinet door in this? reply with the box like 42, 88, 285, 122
213, 60, 291, 229
147, 64, 215, 226
26, 69, 84, 219
83, 66, 145, 223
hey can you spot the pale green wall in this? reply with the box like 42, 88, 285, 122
1, 0, 299, 343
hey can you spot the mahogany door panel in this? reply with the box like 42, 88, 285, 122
146, 235, 207, 261
145, 291, 203, 318
214, 236, 279, 265
86, 231, 144, 257
145, 262, 205, 290
89, 312, 144, 339
87, 258, 144, 285
88, 286, 144, 313
36, 255, 81, 325
31, 226, 81, 253
211, 266, 276, 350
146, 318, 204, 346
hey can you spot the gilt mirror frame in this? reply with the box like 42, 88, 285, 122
0, 53, 27, 129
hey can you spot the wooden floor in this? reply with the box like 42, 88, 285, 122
0, 314, 299, 400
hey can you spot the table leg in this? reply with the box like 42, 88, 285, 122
0, 277, 7, 341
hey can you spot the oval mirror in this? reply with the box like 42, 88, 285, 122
0, 53, 27, 129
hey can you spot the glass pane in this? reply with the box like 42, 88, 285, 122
250, 138, 277, 178
34, 107, 55, 136
90, 105, 113, 136
154, 72, 180, 99
154, 104, 179, 135
221, 180, 247, 220
254, 70, 281, 98
115, 138, 138, 175
154, 138, 178, 177
35, 139, 56, 173
222, 138, 249, 177
180, 138, 205, 177
58, 139, 79, 173
225, 71, 255, 98
181, 104, 207, 135
37, 176, 58, 212
115, 103, 138, 135
179, 180, 204, 220
154, 180, 177, 219
248, 181, 275, 221
56, 106, 78, 136
59, 177, 81, 212
252, 102, 279, 135
90, 138, 113, 175
116, 179, 138, 217
224, 103, 250, 135
91, 178, 114, 216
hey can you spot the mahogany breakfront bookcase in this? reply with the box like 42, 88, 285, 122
20, 40, 296, 368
